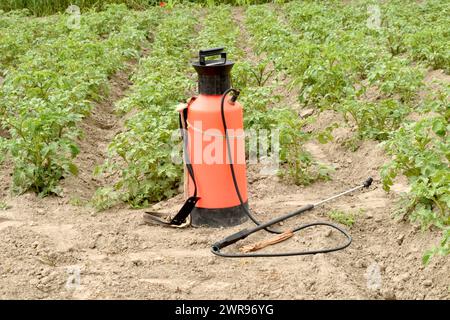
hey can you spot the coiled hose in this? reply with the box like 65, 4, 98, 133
212, 88, 372, 258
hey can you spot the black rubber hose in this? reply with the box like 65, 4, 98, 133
212, 88, 352, 258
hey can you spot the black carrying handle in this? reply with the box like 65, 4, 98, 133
199, 47, 227, 65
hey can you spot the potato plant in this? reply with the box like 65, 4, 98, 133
0, 12, 66, 74
381, 88, 449, 260
341, 98, 410, 141
381, 0, 450, 73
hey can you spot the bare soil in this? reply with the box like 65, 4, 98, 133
0, 103, 448, 299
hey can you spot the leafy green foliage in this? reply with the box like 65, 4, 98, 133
283, 2, 360, 108
423, 229, 450, 265
196, 5, 243, 59
280, 1, 448, 261
91, 186, 122, 211
407, 27, 450, 73
244, 6, 332, 185
0, 1, 278, 17
0, 13, 65, 74
327, 209, 358, 227
7, 111, 82, 195
0, 137, 7, 165
381, 0, 450, 73
0, 5, 159, 196
381, 89, 449, 260
366, 57, 424, 102
100, 109, 183, 208
0, 200, 11, 210
342, 98, 410, 141
276, 109, 333, 185
381, 115, 449, 228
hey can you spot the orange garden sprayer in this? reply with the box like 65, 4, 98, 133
144, 48, 373, 258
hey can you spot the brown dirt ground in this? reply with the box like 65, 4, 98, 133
0, 11, 448, 300
0, 103, 448, 299
0, 82, 450, 299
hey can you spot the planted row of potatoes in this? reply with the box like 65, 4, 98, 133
0, 5, 207, 205
93, 6, 200, 209
0, 4, 160, 195
0, 2, 448, 260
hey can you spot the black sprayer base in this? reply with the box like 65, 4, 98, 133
191, 202, 249, 228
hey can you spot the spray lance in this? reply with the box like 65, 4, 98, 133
144, 48, 374, 258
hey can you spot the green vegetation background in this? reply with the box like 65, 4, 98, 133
0, 0, 277, 17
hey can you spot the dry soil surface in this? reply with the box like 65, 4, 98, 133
0, 109, 448, 299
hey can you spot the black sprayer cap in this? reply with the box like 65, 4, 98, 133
192, 47, 234, 95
